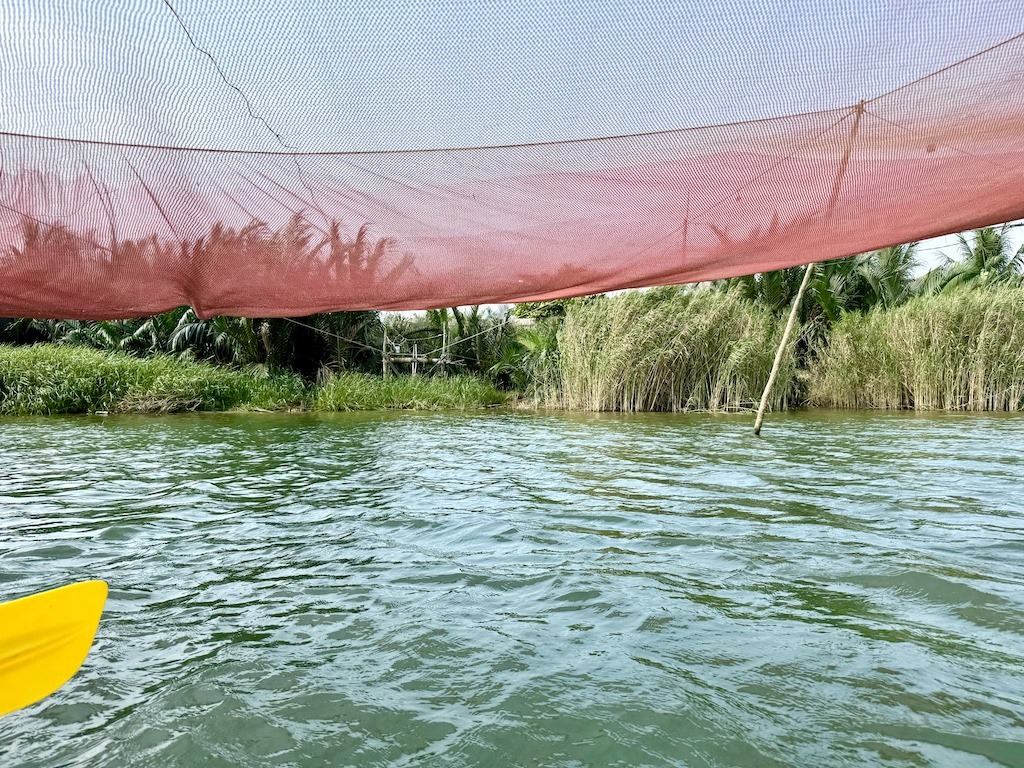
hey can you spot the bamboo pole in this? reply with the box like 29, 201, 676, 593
753, 262, 814, 436
753, 100, 865, 435
441, 322, 448, 375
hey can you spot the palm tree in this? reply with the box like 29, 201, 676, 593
116, 308, 190, 356
857, 243, 919, 309
916, 224, 1024, 294
169, 312, 273, 367
806, 257, 869, 324
724, 266, 808, 315
490, 318, 561, 394
719, 243, 919, 325
0, 317, 65, 345
288, 311, 381, 377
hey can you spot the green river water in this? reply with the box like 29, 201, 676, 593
0, 411, 1022, 767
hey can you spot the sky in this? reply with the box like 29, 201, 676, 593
0, 0, 1017, 151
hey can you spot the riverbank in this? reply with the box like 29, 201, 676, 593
0, 345, 506, 415
3, 283, 1023, 415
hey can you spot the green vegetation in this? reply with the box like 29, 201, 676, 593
916, 224, 1024, 295
0, 307, 382, 377
313, 373, 505, 411
2, 224, 1022, 414
0, 346, 505, 415
808, 286, 1024, 410
557, 287, 794, 412
0, 345, 304, 415
494, 318, 562, 404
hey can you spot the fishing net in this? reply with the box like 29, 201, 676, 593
1, 2, 1022, 318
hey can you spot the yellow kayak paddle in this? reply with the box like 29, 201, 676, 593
0, 580, 108, 717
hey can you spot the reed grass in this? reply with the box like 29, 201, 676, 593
808, 286, 1024, 410
555, 287, 795, 412
313, 373, 505, 411
0, 344, 305, 414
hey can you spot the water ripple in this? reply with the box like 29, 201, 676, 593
0, 411, 1023, 767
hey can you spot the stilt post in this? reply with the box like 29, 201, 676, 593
441, 323, 448, 375
753, 262, 814, 436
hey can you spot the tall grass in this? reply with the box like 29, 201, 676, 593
0, 344, 305, 415
313, 373, 506, 411
808, 286, 1024, 410
555, 287, 795, 412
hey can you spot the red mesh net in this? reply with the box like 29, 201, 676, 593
1, 5, 1022, 319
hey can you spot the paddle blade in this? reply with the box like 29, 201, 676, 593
0, 580, 108, 717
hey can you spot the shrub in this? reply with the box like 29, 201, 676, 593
312, 373, 505, 411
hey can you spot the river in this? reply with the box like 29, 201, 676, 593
1, 411, 1022, 767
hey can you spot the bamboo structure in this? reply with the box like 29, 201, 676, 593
381, 337, 448, 376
